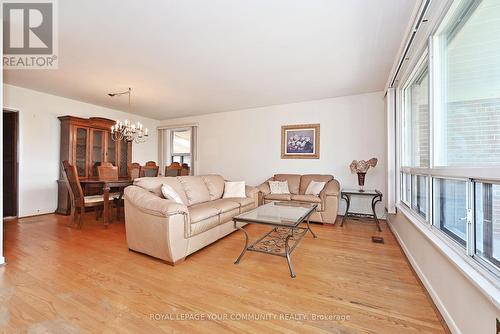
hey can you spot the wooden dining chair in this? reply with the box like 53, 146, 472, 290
141, 161, 159, 177
165, 162, 181, 177
97, 162, 119, 180
180, 163, 190, 176
128, 162, 141, 180
62, 160, 118, 229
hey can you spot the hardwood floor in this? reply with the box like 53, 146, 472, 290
0, 213, 448, 333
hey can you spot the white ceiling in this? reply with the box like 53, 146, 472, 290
4, 0, 417, 120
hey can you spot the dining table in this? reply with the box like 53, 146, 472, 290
79, 179, 133, 228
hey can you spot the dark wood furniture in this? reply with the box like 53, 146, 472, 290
79, 179, 133, 228
62, 160, 118, 229
128, 162, 141, 180
97, 162, 119, 181
165, 162, 190, 177
341, 189, 383, 232
141, 161, 159, 177
165, 162, 181, 176
57, 116, 132, 215
180, 163, 190, 176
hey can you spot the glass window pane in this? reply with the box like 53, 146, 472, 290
412, 175, 428, 219
433, 179, 467, 246
475, 182, 500, 267
401, 173, 412, 205
435, 0, 500, 166
404, 66, 429, 167
172, 129, 191, 154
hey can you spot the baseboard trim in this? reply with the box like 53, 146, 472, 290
387, 218, 459, 334
0, 256, 5, 266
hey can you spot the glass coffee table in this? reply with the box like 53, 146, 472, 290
232, 201, 317, 278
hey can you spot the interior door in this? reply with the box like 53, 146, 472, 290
3, 110, 18, 217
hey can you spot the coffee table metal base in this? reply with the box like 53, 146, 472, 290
234, 220, 316, 278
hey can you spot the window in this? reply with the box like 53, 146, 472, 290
401, 173, 411, 205
158, 126, 197, 176
403, 65, 429, 167
475, 182, 500, 267
433, 179, 467, 246
412, 175, 428, 219
434, 0, 500, 166
398, 0, 500, 275
171, 128, 192, 165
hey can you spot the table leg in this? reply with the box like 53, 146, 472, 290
341, 194, 350, 227
371, 194, 383, 232
234, 222, 249, 264
285, 232, 296, 278
306, 217, 317, 238
103, 185, 110, 229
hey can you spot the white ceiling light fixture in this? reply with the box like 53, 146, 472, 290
109, 88, 149, 143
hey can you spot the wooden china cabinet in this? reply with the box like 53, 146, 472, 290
56, 116, 132, 215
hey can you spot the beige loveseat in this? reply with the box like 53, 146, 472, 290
257, 174, 340, 224
124, 175, 259, 265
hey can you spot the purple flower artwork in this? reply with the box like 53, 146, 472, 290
285, 129, 315, 154
281, 124, 320, 159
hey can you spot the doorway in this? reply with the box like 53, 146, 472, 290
3, 110, 18, 218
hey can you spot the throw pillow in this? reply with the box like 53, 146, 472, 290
269, 181, 290, 194
305, 181, 326, 196
223, 181, 246, 198
161, 184, 184, 204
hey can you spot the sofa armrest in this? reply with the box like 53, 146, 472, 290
256, 177, 273, 196
245, 185, 259, 199
124, 185, 188, 218
320, 179, 340, 197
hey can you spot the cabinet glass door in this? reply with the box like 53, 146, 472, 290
119, 141, 130, 177
91, 130, 105, 177
75, 127, 88, 177
107, 131, 116, 166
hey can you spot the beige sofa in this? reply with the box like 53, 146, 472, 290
257, 174, 340, 224
124, 175, 259, 265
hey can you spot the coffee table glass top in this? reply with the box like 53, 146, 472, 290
233, 201, 317, 227
342, 189, 381, 196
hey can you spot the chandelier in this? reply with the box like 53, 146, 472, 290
108, 88, 149, 143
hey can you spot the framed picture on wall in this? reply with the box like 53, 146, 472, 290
281, 123, 320, 159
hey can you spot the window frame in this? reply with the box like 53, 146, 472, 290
169, 127, 193, 162
397, 0, 500, 278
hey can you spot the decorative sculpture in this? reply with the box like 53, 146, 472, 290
350, 158, 378, 192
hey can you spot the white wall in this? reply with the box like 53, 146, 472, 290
389, 212, 500, 334
3, 84, 160, 217
161, 91, 387, 217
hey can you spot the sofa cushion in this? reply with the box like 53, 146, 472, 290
274, 174, 301, 194
178, 176, 211, 206
299, 174, 333, 195
133, 177, 170, 197
189, 202, 219, 223
219, 208, 240, 225
226, 197, 254, 208
264, 193, 291, 201
209, 199, 240, 213
191, 216, 220, 236
223, 181, 246, 198
291, 194, 322, 211
268, 181, 290, 194
202, 175, 225, 200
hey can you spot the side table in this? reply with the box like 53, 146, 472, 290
340, 189, 383, 232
